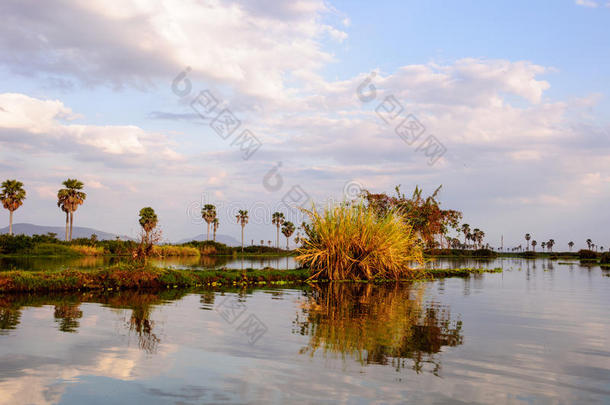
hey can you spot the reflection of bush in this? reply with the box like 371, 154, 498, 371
54, 304, 83, 333
0, 307, 21, 334
294, 283, 463, 375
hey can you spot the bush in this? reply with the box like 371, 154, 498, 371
472, 248, 497, 257
297, 203, 424, 280
600, 252, 610, 264
0, 234, 35, 254
153, 245, 200, 257
578, 249, 598, 260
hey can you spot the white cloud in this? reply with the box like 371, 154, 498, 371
0, 93, 183, 165
576, 0, 599, 7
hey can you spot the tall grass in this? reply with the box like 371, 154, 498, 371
152, 245, 200, 257
297, 203, 424, 280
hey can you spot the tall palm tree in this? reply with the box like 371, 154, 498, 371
531, 240, 537, 252
568, 241, 574, 251
139, 207, 158, 244
586, 239, 592, 250
525, 233, 531, 251
57, 179, 86, 241
235, 210, 249, 252
281, 221, 295, 250
272, 212, 285, 249
201, 204, 216, 240
212, 218, 219, 242
541, 241, 546, 251
461, 224, 470, 248
0, 180, 26, 235
547, 239, 555, 252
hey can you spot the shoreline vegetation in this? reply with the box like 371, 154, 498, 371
0, 265, 503, 294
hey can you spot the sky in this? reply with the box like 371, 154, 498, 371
0, 0, 608, 249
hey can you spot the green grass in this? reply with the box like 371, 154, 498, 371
0, 266, 503, 293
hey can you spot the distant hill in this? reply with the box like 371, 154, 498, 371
178, 233, 241, 246
0, 223, 130, 241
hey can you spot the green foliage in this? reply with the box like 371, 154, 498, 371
600, 252, 610, 264
578, 249, 598, 260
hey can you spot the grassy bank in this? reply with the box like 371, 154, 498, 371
0, 266, 503, 293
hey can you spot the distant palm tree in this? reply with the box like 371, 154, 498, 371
474, 229, 485, 249
212, 218, 219, 242
541, 242, 546, 251
568, 241, 574, 251
547, 239, 555, 252
139, 207, 158, 243
0, 180, 26, 235
235, 210, 249, 252
586, 239, 592, 250
281, 221, 295, 250
272, 212, 285, 249
268, 240, 272, 247
201, 204, 216, 240
531, 240, 537, 252
525, 233, 531, 251
57, 179, 86, 241
461, 224, 470, 248
260, 239, 264, 245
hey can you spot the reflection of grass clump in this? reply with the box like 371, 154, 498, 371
294, 283, 463, 375
297, 204, 424, 281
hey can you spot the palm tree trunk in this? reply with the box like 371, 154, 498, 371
69, 212, 73, 242
241, 225, 244, 252
8, 210, 13, 235
213, 228, 216, 242
286, 236, 289, 250
206, 223, 210, 241
65, 212, 69, 241
276, 225, 280, 249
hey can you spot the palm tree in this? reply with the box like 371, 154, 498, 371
281, 221, 295, 250
461, 224, 470, 248
260, 239, 264, 246
201, 204, 216, 240
0, 180, 26, 235
525, 233, 531, 251
531, 240, 537, 252
272, 212, 285, 249
235, 210, 249, 252
212, 218, 219, 242
586, 239, 592, 250
139, 207, 158, 243
547, 239, 555, 252
57, 179, 86, 241
474, 229, 485, 249
541, 241, 546, 251
568, 241, 574, 251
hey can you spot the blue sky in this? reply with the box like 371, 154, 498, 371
0, 0, 608, 249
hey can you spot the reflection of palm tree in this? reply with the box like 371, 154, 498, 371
130, 305, 160, 354
294, 283, 463, 375
54, 304, 83, 333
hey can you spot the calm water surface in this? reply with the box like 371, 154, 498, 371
0, 255, 299, 271
1, 258, 609, 404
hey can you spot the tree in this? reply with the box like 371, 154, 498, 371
541, 242, 546, 251
281, 221, 295, 249
0, 180, 26, 235
568, 241, 574, 251
525, 233, 531, 251
461, 224, 470, 248
547, 239, 555, 252
272, 212, 285, 249
201, 204, 216, 241
235, 210, 249, 252
586, 239, 592, 250
57, 179, 86, 241
212, 218, 219, 242
531, 240, 537, 252
139, 207, 158, 243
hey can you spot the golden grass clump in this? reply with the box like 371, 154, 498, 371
152, 245, 200, 257
297, 203, 424, 280
69, 245, 105, 256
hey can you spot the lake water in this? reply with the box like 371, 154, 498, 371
0, 255, 300, 272
1, 258, 609, 404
